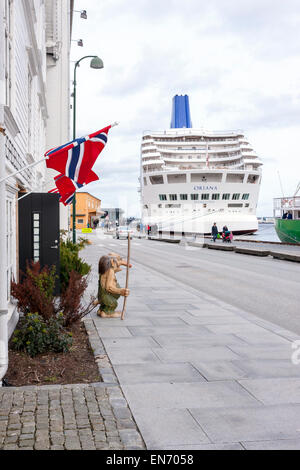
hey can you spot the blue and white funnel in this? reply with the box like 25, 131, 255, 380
170, 94, 192, 128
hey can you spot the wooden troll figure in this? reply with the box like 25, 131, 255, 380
96, 252, 131, 318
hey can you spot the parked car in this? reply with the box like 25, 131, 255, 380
116, 226, 133, 239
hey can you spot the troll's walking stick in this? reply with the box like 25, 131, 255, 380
121, 233, 131, 320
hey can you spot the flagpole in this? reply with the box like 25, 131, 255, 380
17, 191, 33, 202
0, 157, 48, 184
0, 123, 118, 187
121, 232, 131, 320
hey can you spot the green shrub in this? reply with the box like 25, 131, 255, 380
60, 237, 91, 291
11, 313, 72, 357
27, 264, 56, 300
11, 261, 56, 321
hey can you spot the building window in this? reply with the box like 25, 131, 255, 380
222, 194, 230, 200
242, 193, 250, 200
159, 194, 167, 201
201, 194, 209, 200
191, 194, 198, 200
32, 212, 41, 262
4, 0, 13, 107
77, 219, 84, 224
180, 194, 188, 200
28, 69, 33, 153
232, 193, 240, 200
169, 194, 177, 201
212, 194, 220, 200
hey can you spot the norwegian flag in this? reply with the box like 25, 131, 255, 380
45, 126, 111, 186
49, 170, 99, 206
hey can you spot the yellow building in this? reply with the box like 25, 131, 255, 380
70, 192, 102, 229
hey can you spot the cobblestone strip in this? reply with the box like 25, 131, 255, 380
84, 318, 146, 450
0, 320, 145, 450
0, 383, 144, 450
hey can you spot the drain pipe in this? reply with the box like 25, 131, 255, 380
0, 122, 8, 386
0, 4, 8, 385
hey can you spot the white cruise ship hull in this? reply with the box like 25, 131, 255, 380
142, 171, 260, 235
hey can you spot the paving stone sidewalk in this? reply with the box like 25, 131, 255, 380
80, 235, 300, 450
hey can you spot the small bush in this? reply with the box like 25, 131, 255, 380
11, 313, 72, 357
11, 261, 56, 321
60, 238, 91, 291
59, 271, 95, 327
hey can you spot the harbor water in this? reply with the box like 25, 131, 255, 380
238, 223, 280, 242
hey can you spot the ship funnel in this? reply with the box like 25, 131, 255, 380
170, 94, 192, 128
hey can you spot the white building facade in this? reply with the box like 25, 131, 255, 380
0, 0, 73, 383
44, 0, 74, 229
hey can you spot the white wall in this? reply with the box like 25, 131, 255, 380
0, 0, 48, 335
44, 0, 72, 230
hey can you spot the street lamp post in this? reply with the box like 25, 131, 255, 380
72, 55, 104, 243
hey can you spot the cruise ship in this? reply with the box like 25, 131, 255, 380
140, 95, 263, 236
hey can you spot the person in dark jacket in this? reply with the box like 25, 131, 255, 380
211, 222, 218, 242
287, 212, 293, 219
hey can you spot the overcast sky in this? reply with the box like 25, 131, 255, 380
71, 0, 300, 217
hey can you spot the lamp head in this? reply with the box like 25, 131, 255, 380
80, 10, 87, 19
90, 56, 104, 69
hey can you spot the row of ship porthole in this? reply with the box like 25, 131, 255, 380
144, 205, 251, 210
158, 193, 250, 202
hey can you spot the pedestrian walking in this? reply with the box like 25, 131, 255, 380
211, 222, 218, 242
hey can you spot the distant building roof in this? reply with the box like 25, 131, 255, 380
76, 192, 101, 202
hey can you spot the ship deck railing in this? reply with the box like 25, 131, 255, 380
274, 196, 300, 209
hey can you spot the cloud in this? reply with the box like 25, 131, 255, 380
72, 0, 300, 217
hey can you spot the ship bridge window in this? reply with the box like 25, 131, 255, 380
212, 194, 220, 200
167, 174, 186, 184
159, 194, 167, 201
191, 173, 222, 182
150, 175, 164, 184
242, 193, 250, 200
226, 173, 244, 183
180, 194, 188, 200
228, 203, 243, 208
166, 204, 181, 208
201, 194, 209, 200
247, 174, 259, 184
169, 194, 177, 201
191, 194, 199, 200
222, 193, 230, 200
232, 193, 240, 200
